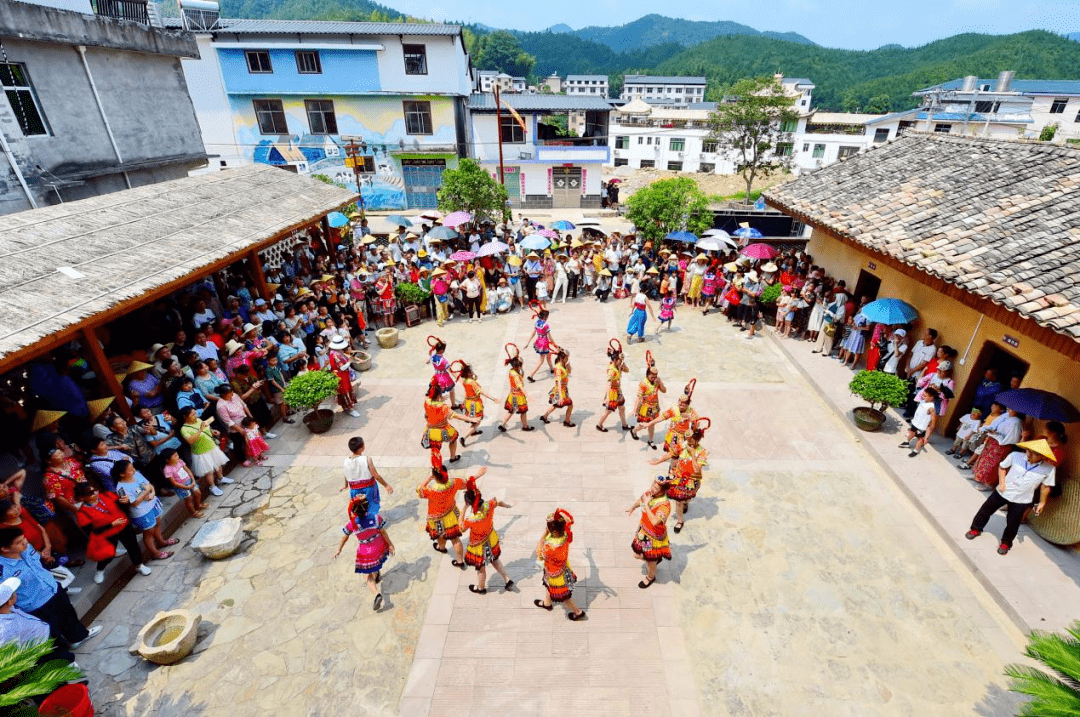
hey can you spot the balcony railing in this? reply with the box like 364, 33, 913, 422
92, 0, 150, 24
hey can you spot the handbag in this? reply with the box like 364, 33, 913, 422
824, 323, 837, 338
723, 288, 741, 305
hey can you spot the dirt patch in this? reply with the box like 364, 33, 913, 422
603, 167, 794, 202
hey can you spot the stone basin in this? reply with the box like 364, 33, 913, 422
129, 609, 201, 665
190, 517, 244, 559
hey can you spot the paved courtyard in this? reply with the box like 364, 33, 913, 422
76, 294, 1029, 716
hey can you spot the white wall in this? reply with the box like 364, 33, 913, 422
183, 34, 245, 171
1029, 95, 1080, 141
608, 123, 736, 174
373, 34, 472, 96
18, 0, 92, 12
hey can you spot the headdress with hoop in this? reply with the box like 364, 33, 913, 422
504, 343, 520, 365
427, 335, 444, 354
529, 299, 547, 319
684, 378, 697, 399
608, 338, 622, 359
448, 359, 467, 380
546, 508, 575, 543
645, 350, 656, 372
465, 476, 482, 513
693, 417, 711, 436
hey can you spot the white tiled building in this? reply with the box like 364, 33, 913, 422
791, 111, 911, 172
565, 75, 609, 98
621, 75, 706, 108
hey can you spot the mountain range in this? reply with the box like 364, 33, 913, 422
540, 14, 816, 51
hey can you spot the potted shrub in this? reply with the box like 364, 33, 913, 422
758, 283, 783, 325
1, 639, 83, 716
282, 370, 340, 434
848, 370, 908, 432
394, 281, 431, 321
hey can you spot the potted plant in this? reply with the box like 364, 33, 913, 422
394, 281, 430, 320
848, 370, 908, 432
282, 370, 340, 434
1, 639, 84, 716
758, 283, 783, 325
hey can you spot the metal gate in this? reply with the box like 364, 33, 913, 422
402, 159, 446, 209
503, 167, 520, 206
551, 167, 581, 208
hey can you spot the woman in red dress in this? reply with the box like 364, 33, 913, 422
534, 508, 586, 621
375, 267, 396, 328
327, 336, 359, 417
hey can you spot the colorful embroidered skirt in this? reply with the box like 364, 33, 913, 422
464, 532, 501, 568
354, 530, 390, 574
632, 527, 671, 562
421, 424, 459, 450
603, 385, 625, 411
426, 508, 462, 540
543, 565, 577, 602
667, 476, 701, 503
505, 392, 528, 414
637, 401, 660, 422
549, 384, 572, 408
462, 397, 484, 419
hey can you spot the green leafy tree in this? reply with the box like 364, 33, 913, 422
0, 639, 84, 715
437, 158, 509, 226
476, 31, 537, 78
706, 76, 799, 204
624, 177, 712, 246
1005, 622, 1080, 716
867, 94, 892, 113
1039, 123, 1059, 142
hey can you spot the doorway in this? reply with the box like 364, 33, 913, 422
402, 158, 446, 209
947, 341, 1030, 435
853, 270, 881, 302
503, 167, 520, 206
552, 166, 582, 208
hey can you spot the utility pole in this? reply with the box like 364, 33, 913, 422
493, 85, 506, 186
343, 137, 368, 219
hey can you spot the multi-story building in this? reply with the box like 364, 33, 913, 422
541, 74, 562, 94
790, 111, 912, 172
170, 7, 474, 209
565, 75, 609, 98
476, 71, 526, 94
468, 93, 610, 209
912, 72, 1080, 142
0, 0, 208, 214
621, 75, 706, 108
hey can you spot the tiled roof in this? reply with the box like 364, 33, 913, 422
918, 78, 1080, 96
624, 75, 707, 85
162, 17, 462, 35
764, 132, 1080, 341
467, 94, 613, 112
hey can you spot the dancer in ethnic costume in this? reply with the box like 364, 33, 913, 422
628, 474, 674, 589
327, 336, 360, 417
596, 339, 630, 433
526, 307, 557, 382
630, 352, 666, 449
651, 420, 709, 534
540, 348, 575, 427
335, 494, 394, 611
421, 381, 478, 465
637, 387, 699, 458
416, 464, 467, 568
498, 344, 534, 433
461, 470, 516, 594
454, 362, 498, 447
427, 337, 459, 408
533, 508, 586, 621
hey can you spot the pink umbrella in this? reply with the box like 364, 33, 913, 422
537, 229, 559, 238
443, 211, 472, 227
740, 243, 779, 260
449, 250, 476, 262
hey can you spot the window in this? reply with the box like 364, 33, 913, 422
699, 163, 715, 173
776, 142, 794, 157
403, 100, 432, 135
781, 120, 798, 133
646, 137, 653, 145
837, 146, 860, 160
812, 143, 826, 158
702, 139, 718, 154
669, 138, 685, 151
974, 101, 1000, 114
0, 63, 48, 136
499, 115, 525, 143
1050, 98, 1068, 114
253, 99, 287, 134
646, 87, 654, 94
245, 50, 272, 74
295, 51, 321, 74
933, 123, 952, 134
305, 99, 337, 135
637, 136, 644, 145
800, 99, 807, 106
614, 158, 629, 167
674, 87, 682, 93
639, 159, 655, 168
403, 44, 428, 75
667, 161, 683, 171
873, 128, 889, 143
615, 136, 629, 149
802, 143, 810, 152
1075, 110, 1080, 123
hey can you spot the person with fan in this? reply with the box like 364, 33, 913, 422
460, 470, 515, 595
596, 340, 630, 433
533, 508, 586, 621
631, 354, 666, 449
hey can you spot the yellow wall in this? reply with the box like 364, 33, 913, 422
808, 228, 1080, 477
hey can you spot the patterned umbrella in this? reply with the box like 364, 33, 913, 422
733, 227, 763, 239
537, 229, 559, 238
477, 241, 509, 257
520, 235, 551, 250
551, 220, 575, 231
386, 215, 412, 227
665, 231, 698, 244
449, 250, 476, 262
442, 211, 472, 227
697, 238, 733, 252
426, 226, 459, 240
739, 243, 779, 260
327, 211, 349, 228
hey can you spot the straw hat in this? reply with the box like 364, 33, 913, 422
267, 283, 280, 292
320, 274, 335, 283
762, 262, 779, 273
571, 239, 585, 248
432, 268, 448, 277
526, 252, 540, 259
384, 260, 396, 266
599, 268, 612, 277
32, 409, 66, 432
658, 249, 671, 257
646, 267, 659, 275
329, 336, 349, 350
362, 235, 378, 245
225, 340, 245, 356
694, 254, 708, 263
241, 323, 257, 335
1017, 439, 1057, 462
724, 262, 739, 272
418, 250, 428, 258
419, 267, 431, 275
507, 255, 523, 267
295, 287, 312, 297
747, 270, 760, 282
87, 397, 115, 421
149, 342, 173, 357
127, 360, 153, 373
113, 368, 128, 383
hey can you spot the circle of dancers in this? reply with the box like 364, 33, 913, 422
334, 302, 711, 617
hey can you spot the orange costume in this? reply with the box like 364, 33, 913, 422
504, 369, 528, 414
462, 378, 484, 419
540, 510, 576, 602
636, 378, 661, 421
462, 498, 501, 568
666, 444, 708, 503
658, 405, 699, 455
548, 363, 572, 408
631, 495, 672, 562
421, 397, 458, 449
602, 363, 624, 410
417, 476, 465, 540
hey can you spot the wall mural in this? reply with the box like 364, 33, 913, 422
231, 96, 457, 210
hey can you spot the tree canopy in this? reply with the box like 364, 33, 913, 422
475, 31, 537, 79
624, 178, 712, 246
437, 159, 509, 226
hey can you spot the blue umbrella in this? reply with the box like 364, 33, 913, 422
733, 227, 763, 239
665, 231, 698, 244
994, 389, 1080, 422
327, 212, 349, 228
386, 214, 413, 227
520, 235, 551, 250
551, 220, 575, 231
426, 226, 459, 240
860, 298, 919, 325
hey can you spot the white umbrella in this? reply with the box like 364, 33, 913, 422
696, 238, 731, 252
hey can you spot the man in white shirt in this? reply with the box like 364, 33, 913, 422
388, 238, 404, 264
966, 439, 1056, 554
604, 245, 621, 273
190, 332, 220, 363
903, 327, 938, 417
0, 577, 76, 666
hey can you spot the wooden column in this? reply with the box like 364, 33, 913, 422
247, 248, 269, 301
81, 326, 133, 421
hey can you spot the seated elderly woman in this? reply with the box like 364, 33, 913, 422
125, 361, 164, 414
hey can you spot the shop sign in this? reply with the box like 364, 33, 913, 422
1003, 335, 1020, 348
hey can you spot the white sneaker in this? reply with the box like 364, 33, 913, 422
219, 476, 235, 484
93, 570, 105, 584
264, 432, 278, 439
210, 485, 224, 496
349, 409, 361, 418
66, 587, 82, 595
69, 625, 102, 649
114, 543, 127, 556
137, 564, 152, 576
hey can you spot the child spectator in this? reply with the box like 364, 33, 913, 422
900, 386, 939, 458
264, 352, 293, 424
946, 408, 983, 459
658, 290, 676, 332
160, 448, 204, 518
241, 416, 269, 467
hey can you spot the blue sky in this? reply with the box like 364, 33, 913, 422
396, 0, 1080, 49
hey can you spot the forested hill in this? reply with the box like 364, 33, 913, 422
566, 14, 815, 51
